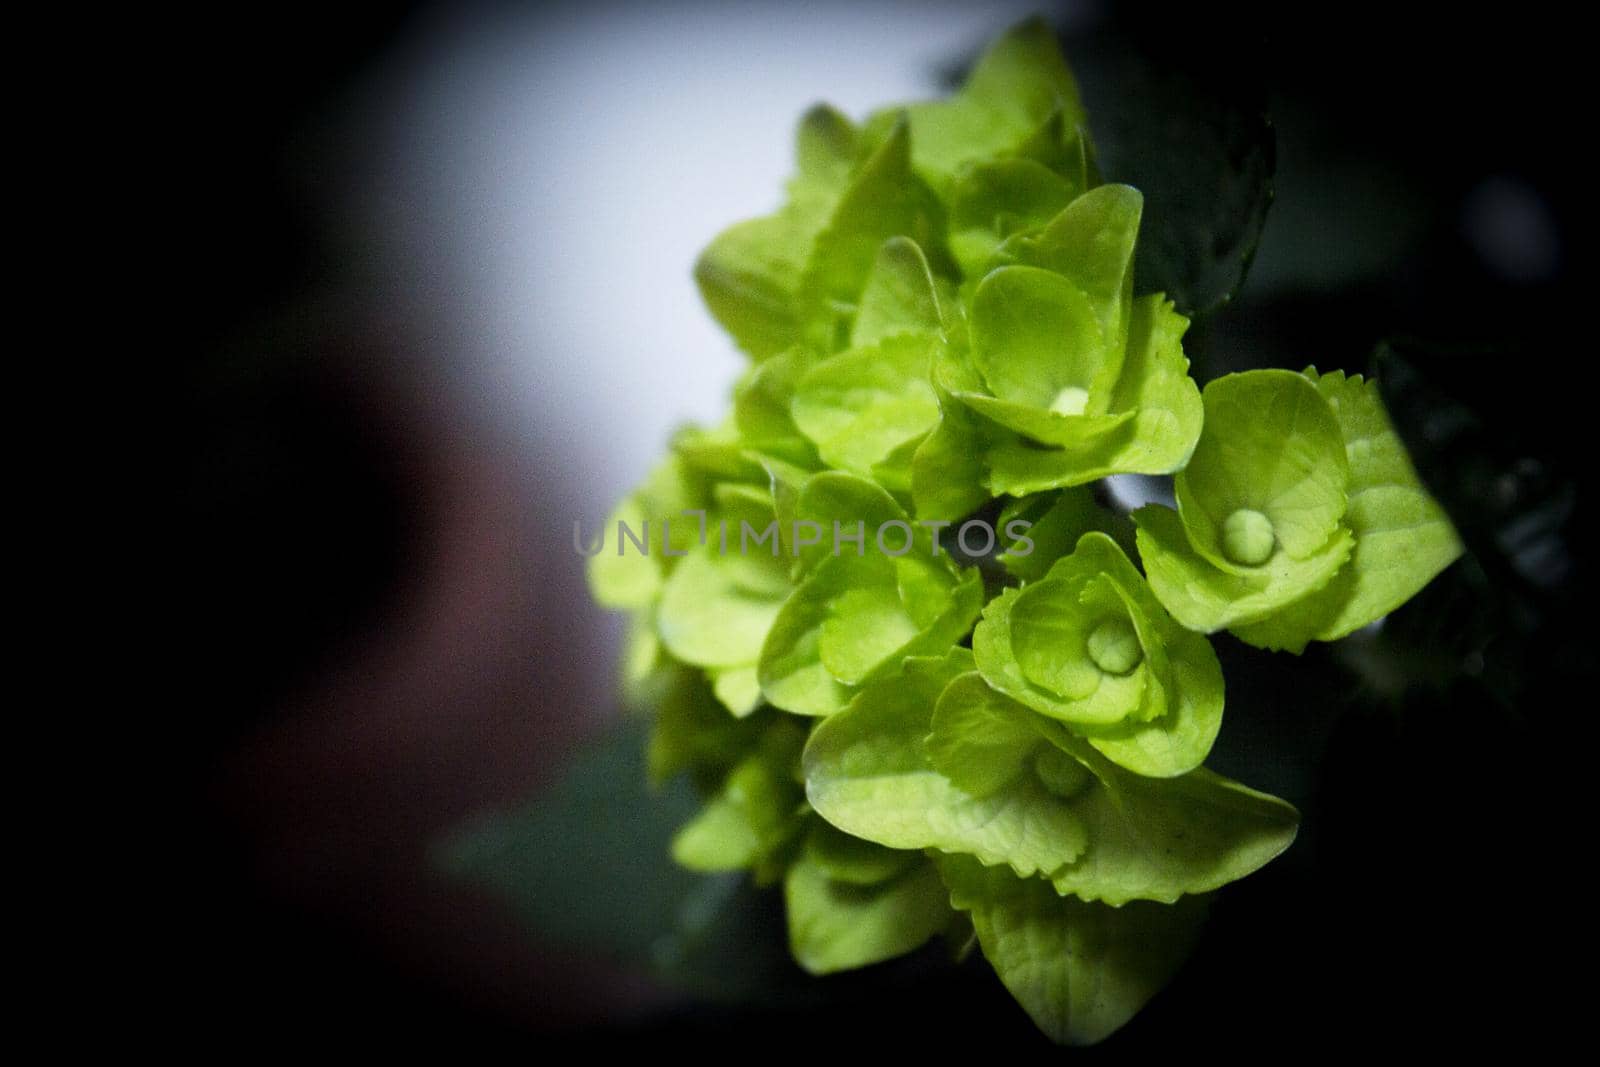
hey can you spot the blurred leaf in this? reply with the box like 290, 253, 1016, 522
1070, 26, 1274, 317
437, 718, 700, 958
1376, 341, 1576, 606
650, 872, 820, 1004
1371, 340, 1583, 709
440, 719, 817, 1004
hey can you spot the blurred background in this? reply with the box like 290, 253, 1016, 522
174, 0, 1586, 1051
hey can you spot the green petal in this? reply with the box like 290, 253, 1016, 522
693, 103, 862, 358
1069, 536, 1223, 778
1231, 369, 1464, 650
671, 423, 770, 487
817, 567, 926, 684
657, 545, 790, 670
871, 19, 1086, 197
1011, 579, 1126, 713
709, 664, 764, 718
754, 453, 812, 560
587, 492, 662, 610
791, 333, 941, 480
693, 212, 810, 359
998, 184, 1143, 358
792, 103, 859, 195
1099, 293, 1204, 469
671, 728, 807, 873
785, 826, 949, 975
1044, 728, 1300, 905
791, 469, 910, 576
733, 350, 820, 468
1067, 575, 1158, 722
1175, 369, 1351, 570
982, 295, 1202, 492
959, 393, 1135, 449
938, 854, 1208, 1046
800, 116, 948, 346
970, 265, 1110, 414
804, 820, 920, 885
803, 659, 1089, 877
1134, 503, 1354, 632
867, 433, 924, 500
948, 157, 1078, 279
759, 550, 981, 716
973, 586, 1047, 705
910, 391, 994, 521
646, 665, 768, 786
1082, 619, 1223, 779
926, 670, 1045, 796
756, 562, 855, 717
983, 541, 1160, 733
587, 455, 701, 610
958, 17, 1085, 134
1011, 109, 1091, 185
809, 654, 1295, 905
851, 237, 946, 346
619, 612, 667, 710
996, 489, 1126, 583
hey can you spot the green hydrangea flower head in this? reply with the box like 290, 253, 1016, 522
579, 16, 1459, 1047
